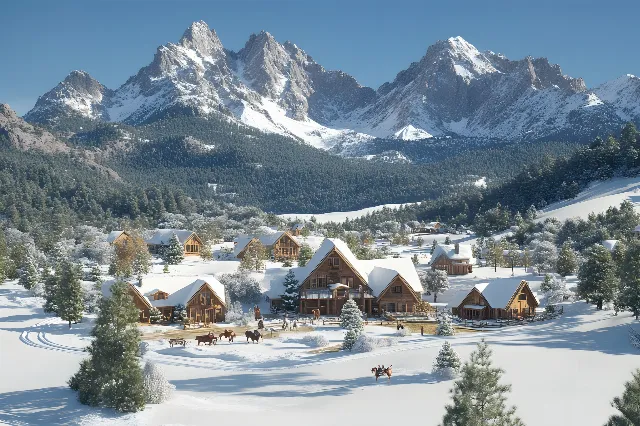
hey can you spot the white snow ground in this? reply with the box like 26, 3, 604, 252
279, 203, 414, 224
536, 176, 640, 222
1, 255, 639, 425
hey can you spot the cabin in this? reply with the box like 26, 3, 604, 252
234, 231, 300, 261
267, 238, 425, 316
413, 221, 441, 234
291, 223, 305, 236
106, 230, 132, 246
429, 243, 473, 275
145, 229, 203, 256
105, 276, 227, 324
454, 279, 538, 320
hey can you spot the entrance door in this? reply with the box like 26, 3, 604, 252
387, 303, 396, 312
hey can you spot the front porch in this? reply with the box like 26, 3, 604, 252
299, 287, 375, 316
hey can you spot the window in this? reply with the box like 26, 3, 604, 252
311, 278, 317, 289
518, 293, 527, 301
186, 244, 199, 253
318, 276, 327, 287
392, 285, 402, 294
329, 257, 340, 267
341, 277, 354, 287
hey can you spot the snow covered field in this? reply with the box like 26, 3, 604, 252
2, 258, 639, 425
537, 176, 640, 222
279, 203, 414, 224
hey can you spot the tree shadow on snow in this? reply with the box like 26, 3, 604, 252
172, 371, 440, 398
0, 387, 121, 425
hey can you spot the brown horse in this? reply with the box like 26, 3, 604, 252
219, 329, 236, 343
245, 330, 262, 343
195, 333, 217, 346
371, 365, 393, 382
311, 309, 320, 321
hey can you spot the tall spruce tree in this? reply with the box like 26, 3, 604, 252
606, 369, 640, 426
442, 340, 524, 426
556, 241, 578, 277
163, 233, 184, 265
616, 240, 640, 319
340, 299, 364, 334
43, 266, 59, 314
69, 280, 145, 412
432, 341, 462, 378
578, 244, 619, 310
18, 255, 39, 290
239, 241, 266, 271
56, 260, 84, 328
280, 269, 299, 312
297, 244, 313, 267
431, 240, 438, 255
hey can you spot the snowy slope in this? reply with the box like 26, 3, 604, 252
536, 176, 640, 222
25, 22, 640, 149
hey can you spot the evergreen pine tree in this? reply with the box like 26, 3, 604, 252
239, 241, 266, 271
432, 341, 462, 378
69, 279, 145, 412
343, 329, 358, 351
578, 244, 619, 310
172, 304, 186, 322
616, 240, 640, 319
556, 241, 578, 277
340, 299, 364, 334
163, 264, 169, 274
56, 260, 84, 328
18, 255, 39, 290
149, 307, 163, 324
297, 244, 313, 267
444, 236, 452, 245
280, 269, 299, 312
43, 266, 59, 314
163, 233, 184, 265
0, 230, 7, 283
442, 340, 524, 426
436, 315, 456, 336
431, 240, 438, 255
606, 369, 640, 426
90, 264, 102, 283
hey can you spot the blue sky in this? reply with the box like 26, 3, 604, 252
2, 0, 639, 115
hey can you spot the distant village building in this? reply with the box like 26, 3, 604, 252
413, 221, 441, 234
429, 243, 473, 275
291, 223, 305, 236
109, 276, 226, 323
454, 279, 538, 320
106, 230, 132, 246
234, 231, 300, 261
145, 229, 203, 256
267, 238, 426, 316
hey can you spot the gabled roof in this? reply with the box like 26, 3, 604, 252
234, 231, 299, 257
429, 244, 473, 263
473, 278, 533, 309
103, 275, 226, 308
291, 223, 305, 231
106, 230, 125, 243
298, 238, 369, 284
233, 235, 255, 256
146, 229, 195, 246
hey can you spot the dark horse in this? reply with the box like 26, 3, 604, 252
245, 330, 262, 343
195, 332, 217, 346
219, 329, 236, 343
371, 365, 393, 382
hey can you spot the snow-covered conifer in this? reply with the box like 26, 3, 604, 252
281, 269, 299, 312
340, 299, 363, 334
607, 369, 640, 425
432, 341, 461, 378
43, 267, 59, 314
343, 329, 358, 351
149, 307, 163, 324
297, 244, 313, 267
556, 241, 578, 277
616, 240, 640, 319
442, 340, 523, 426
162, 233, 184, 265
436, 315, 455, 336
172, 304, 186, 322
18, 256, 39, 290
56, 260, 84, 328
143, 361, 175, 404
541, 274, 567, 305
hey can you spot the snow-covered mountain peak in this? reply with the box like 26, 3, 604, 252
430, 36, 499, 80
178, 20, 225, 59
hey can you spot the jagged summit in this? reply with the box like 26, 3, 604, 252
24, 21, 640, 147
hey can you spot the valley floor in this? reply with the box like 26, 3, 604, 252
1, 269, 639, 425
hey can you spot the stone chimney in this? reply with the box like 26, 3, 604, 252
455, 243, 460, 254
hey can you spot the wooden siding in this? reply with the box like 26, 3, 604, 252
185, 283, 226, 323
431, 254, 473, 275
455, 281, 538, 320
272, 232, 300, 260
183, 234, 202, 256
111, 232, 132, 246
128, 285, 151, 323
298, 248, 372, 316
376, 275, 421, 313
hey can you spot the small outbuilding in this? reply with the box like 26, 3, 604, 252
454, 278, 538, 320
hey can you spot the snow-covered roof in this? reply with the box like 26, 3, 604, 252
473, 278, 530, 309
103, 275, 226, 307
106, 230, 125, 243
233, 232, 299, 257
146, 229, 195, 246
291, 223, 305, 231
464, 304, 486, 310
271, 238, 422, 298
429, 244, 473, 263
426, 221, 440, 227
602, 240, 619, 252
233, 235, 254, 257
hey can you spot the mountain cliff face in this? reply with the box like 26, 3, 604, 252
24, 21, 640, 149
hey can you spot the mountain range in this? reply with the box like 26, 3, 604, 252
24, 20, 640, 150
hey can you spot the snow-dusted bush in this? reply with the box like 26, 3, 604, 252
218, 272, 262, 305
395, 327, 411, 337
432, 341, 461, 379
143, 361, 175, 404
82, 281, 103, 314
149, 307, 163, 324
541, 274, 568, 305
301, 333, 329, 348
352, 334, 398, 353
